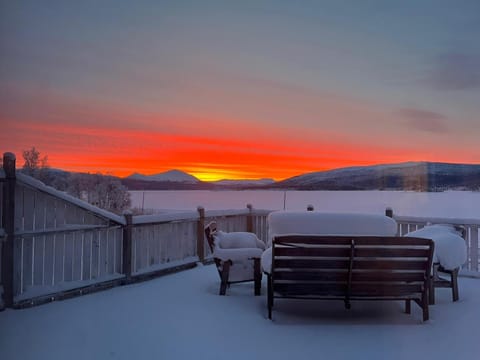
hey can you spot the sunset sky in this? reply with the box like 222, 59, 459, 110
1, 1, 479, 181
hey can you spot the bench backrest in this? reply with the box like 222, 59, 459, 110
271, 235, 434, 298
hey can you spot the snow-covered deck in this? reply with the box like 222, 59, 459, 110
1, 264, 479, 360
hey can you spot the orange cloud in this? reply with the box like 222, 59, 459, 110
3, 116, 475, 181
2, 84, 479, 181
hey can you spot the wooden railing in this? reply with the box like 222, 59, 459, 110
1, 152, 479, 309
129, 206, 270, 277
0, 153, 272, 308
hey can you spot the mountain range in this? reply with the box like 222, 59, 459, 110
121, 162, 480, 191
127, 170, 199, 183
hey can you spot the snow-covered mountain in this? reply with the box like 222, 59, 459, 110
123, 162, 480, 191
276, 162, 480, 191
126, 170, 200, 184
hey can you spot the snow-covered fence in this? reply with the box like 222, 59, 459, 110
12, 173, 126, 305
129, 212, 198, 276
128, 205, 270, 276
0, 153, 271, 308
389, 210, 480, 273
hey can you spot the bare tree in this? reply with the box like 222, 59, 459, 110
67, 173, 131, 214
22, 146, 49, 180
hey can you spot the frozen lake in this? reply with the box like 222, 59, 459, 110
130, 190, 479, 219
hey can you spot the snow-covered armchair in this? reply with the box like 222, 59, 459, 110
204, 221, 265, 295
405, 224, 467, 304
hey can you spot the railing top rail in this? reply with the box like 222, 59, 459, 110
14, 224, 118, 237
205, 208, 250, 218
251, 209, 273, 216
394, 214, 480, 226
131, 208, 274, 226
17, 173, 126, 225
133, 211, 198, 225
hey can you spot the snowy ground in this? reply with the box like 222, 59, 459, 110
1, 264, 479, 360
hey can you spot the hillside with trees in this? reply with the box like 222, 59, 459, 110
20, 147, 131, 214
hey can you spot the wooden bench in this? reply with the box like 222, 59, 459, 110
266, 235, 434, 321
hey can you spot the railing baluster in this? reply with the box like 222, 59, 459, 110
80, 232, 84, 281
62, 233, 66, 282
471, 226, 479, 271
41, 235, 45, 286
31, 236, 35, 287
51, 234, 55, 286
20, 237, 24, 295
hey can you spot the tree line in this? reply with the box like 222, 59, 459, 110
21, 147, 131, 214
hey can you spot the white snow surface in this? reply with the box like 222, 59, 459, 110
214, 231, 266, 250
262, 211, 397, 273
266, 211, 397, 246
1, 264, 479, 360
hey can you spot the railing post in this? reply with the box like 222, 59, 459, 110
385, 208, 400, 236
197, 206, 205, 263
246, 204, 253, 232
122, 211, 133, 281
2, 152, 16, 308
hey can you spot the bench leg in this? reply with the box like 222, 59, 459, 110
267, 275, 273, 319
433, 265, 460, 303
254, 258, 261, 296
219, 261, 231, 295
413, 294, 429, 321
451, 267, 459, 302
429, 263, 439, 305
422, 293, 429, 321
405, 300, 411, 314
429, 277, 435, 305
